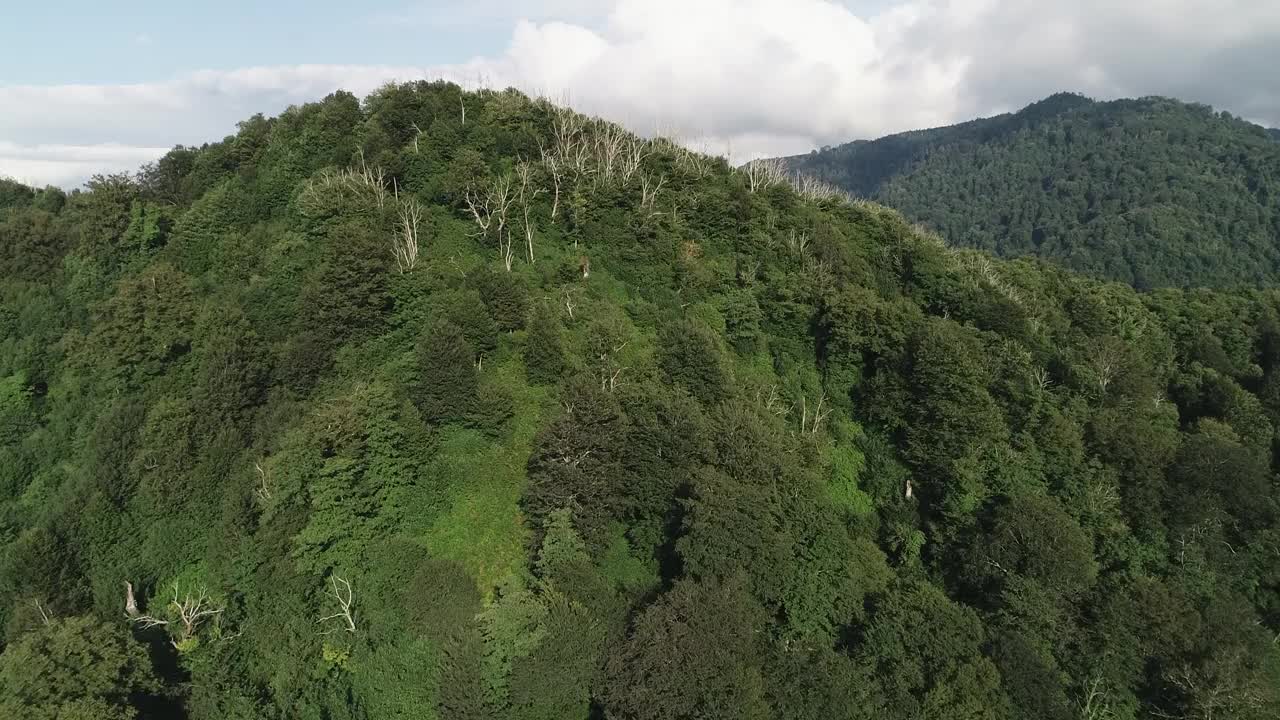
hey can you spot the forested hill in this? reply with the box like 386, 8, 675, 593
3, 83, 1280, 720
781, 93, 1280, 289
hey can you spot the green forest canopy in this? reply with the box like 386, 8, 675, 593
782, 93, 1280, 290
2, 82, 1280, 719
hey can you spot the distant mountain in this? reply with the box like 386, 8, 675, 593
1269, 127, 1280, 141
782, 93, 1280, 289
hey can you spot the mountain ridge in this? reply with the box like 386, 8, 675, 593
781, 93, 1280, 289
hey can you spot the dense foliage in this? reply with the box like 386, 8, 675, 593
784, 93, 1280, 289
3, 83, 1280, 719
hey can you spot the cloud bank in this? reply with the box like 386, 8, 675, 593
3, 0, 1278, 187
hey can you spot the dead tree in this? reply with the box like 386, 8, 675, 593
619, 134, 651, 184
354, 150, 389, 209
593, 123, 627, 185
124, 581, 139, 618
298, 156, 389, 218
410, 122, 425, 154
392, 192, 424, 273
579, 255, 591, 279
551, 107, 589, 177
466, 175, 516, 271
799, 392, 832, 435
757, 384, 789, 418
743, 158, 788, 193
1076, 673, 1118, 720
133, 584, 224, 648
640, 173, 666, 210
786, 230, 810, 256
34, 599, 51, 626
596, 340, 630, 392
790, 173, 848, 203
539, 145, 564, 220
563, 289, 578, 319
515, 160, 542, 264
318, 575, 356, 634
254, 461, 272, 502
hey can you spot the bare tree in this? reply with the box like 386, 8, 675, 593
1157, 647, 1270, 720
392, 192, 424, 273
742, 158, 789, 193
790, 173, 851, 204
1075, 671, 1116, 717
318, 575, 356, 634
124, 581, 139, 618
34, 599, 51, 626
596, 340, 629, 392
786, 230, 811, 257
539, 145, 564, 220
466, 174, 516, 271
799, 392, 832, 435
640, 173, 667, 210
298, 155, 389, 218
133, 584, 224, 648
593, 123, 627, 185
515, 160, 542, 264
254, 461, 272, 502
1031, 367, 1053, 394
410, 122, 425, 154
550, 106, 590, 178
353, 150, 389, 209
619, 134, 651, 184
562, 286, 579, 319
757, 384, 790, 418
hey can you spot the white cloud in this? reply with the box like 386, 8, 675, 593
447, 0, 1280, 156
0, 142, 169, 189
367, 0, 606, 29
3, 0, 1278, 187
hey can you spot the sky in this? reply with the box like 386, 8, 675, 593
2, 0, 1279, 188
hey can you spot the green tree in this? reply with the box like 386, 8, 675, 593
524, 303, 566, 385
602, 576, 771, 720
414, 319, 478, 424
857, 582, 1011, 720
657, 319, 732, 406
0, 616, 161, 719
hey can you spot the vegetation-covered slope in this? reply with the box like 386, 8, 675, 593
2, 83, 1280, 720
783, 93, 1280, 289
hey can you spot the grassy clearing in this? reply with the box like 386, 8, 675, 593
422, 358, 550, 596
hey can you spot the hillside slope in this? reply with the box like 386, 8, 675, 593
2, 84, 1280, 719
783, 93, 1280, 289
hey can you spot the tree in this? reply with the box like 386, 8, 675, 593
473, 268, 529, 332
602, 576, 771, 720
0, 616, 161, 719
963, 494, 1097, 602
523, 378, 628, 545
657, 319, 732, 406
414, 319, 478, 424
856, 582, 1012, 720
300, 221, 393, 345
524, 302, 566, 385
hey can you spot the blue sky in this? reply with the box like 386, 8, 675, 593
1, 0, 1278, 188
0, 1, 506, 85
